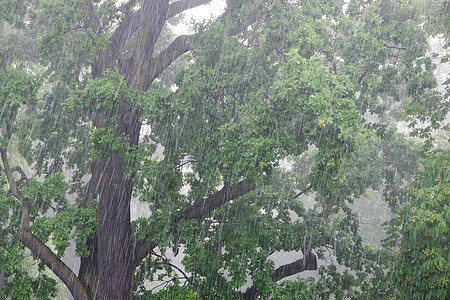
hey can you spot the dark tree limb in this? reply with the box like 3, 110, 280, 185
140, 34, 193, 90
317, 205, 334, 218
1, 112, 17, 140
386, 45, 407, 50
289, 184, 312, 201
118, 0, 138, 16
10, 166, 28, 187
241, 250, 318, 300
357, 70, 367, 85
91, 2, 147, 77
138, 2, 263, 90
133, 0, 231, 89
96, 0, 212, 78
94, 0, 261, 84
19, 229, 89, 300
271, 250, 318, 282
132, 0, 171, 89
134, 181, 256, 264
167, 0, 214, 20
180, 181, 257, 221
0, 149, 88, 300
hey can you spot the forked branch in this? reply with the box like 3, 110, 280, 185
0, 148, 88, 300
141, 34, 193, 89
93, 0, 213, 78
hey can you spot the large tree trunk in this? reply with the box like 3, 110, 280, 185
78, 158, 136, 300
96, 157, 134, 299
75, 1, 249, 298
79, 1, 168, 297
79, 103, 141, 299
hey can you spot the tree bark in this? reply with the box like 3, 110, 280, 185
89, 102, 141, 299
0, 270, 4, 295
95, 157, 135, 299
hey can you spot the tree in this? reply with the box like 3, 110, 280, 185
384, 149, 449, 299
0, 0, 446, 299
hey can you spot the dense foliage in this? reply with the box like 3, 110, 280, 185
385, 149, 449, 299
0, 0, 448, 299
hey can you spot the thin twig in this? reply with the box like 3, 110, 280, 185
151, 251, 192, 284
175, 160, 196, 169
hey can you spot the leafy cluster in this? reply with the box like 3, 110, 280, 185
386, 150, 449, 299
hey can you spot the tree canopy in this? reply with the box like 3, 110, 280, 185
0, 0, 448, 299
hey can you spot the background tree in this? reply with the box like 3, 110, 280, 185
384, 149, 449, 299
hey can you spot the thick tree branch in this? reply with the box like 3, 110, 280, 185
134, 181, 256, 264
135, 0, 263, 89
95, 0, 260, 85
1, 112, 16, 140
140, 34, 193, 90
271, 250, 318, 282
1, 150, 21, 202
132, 0, 169, 89
19, 230, 89, 300
96, 0, 200, 77
139, 3, 262, 90
118, 0, 138, 16
92, 2, 147, 77
134, 240, 158, 266
167, 0, 213, 20
241, 250, 318, 300
0, 149, 88, 300
181, 181, 257, 221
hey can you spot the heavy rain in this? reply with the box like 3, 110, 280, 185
0, 0, 449, 299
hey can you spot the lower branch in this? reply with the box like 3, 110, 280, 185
134, 181, 256, 264
1, 149, 88, 300
19, 229, 88, 300
241, 250, 317, 300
